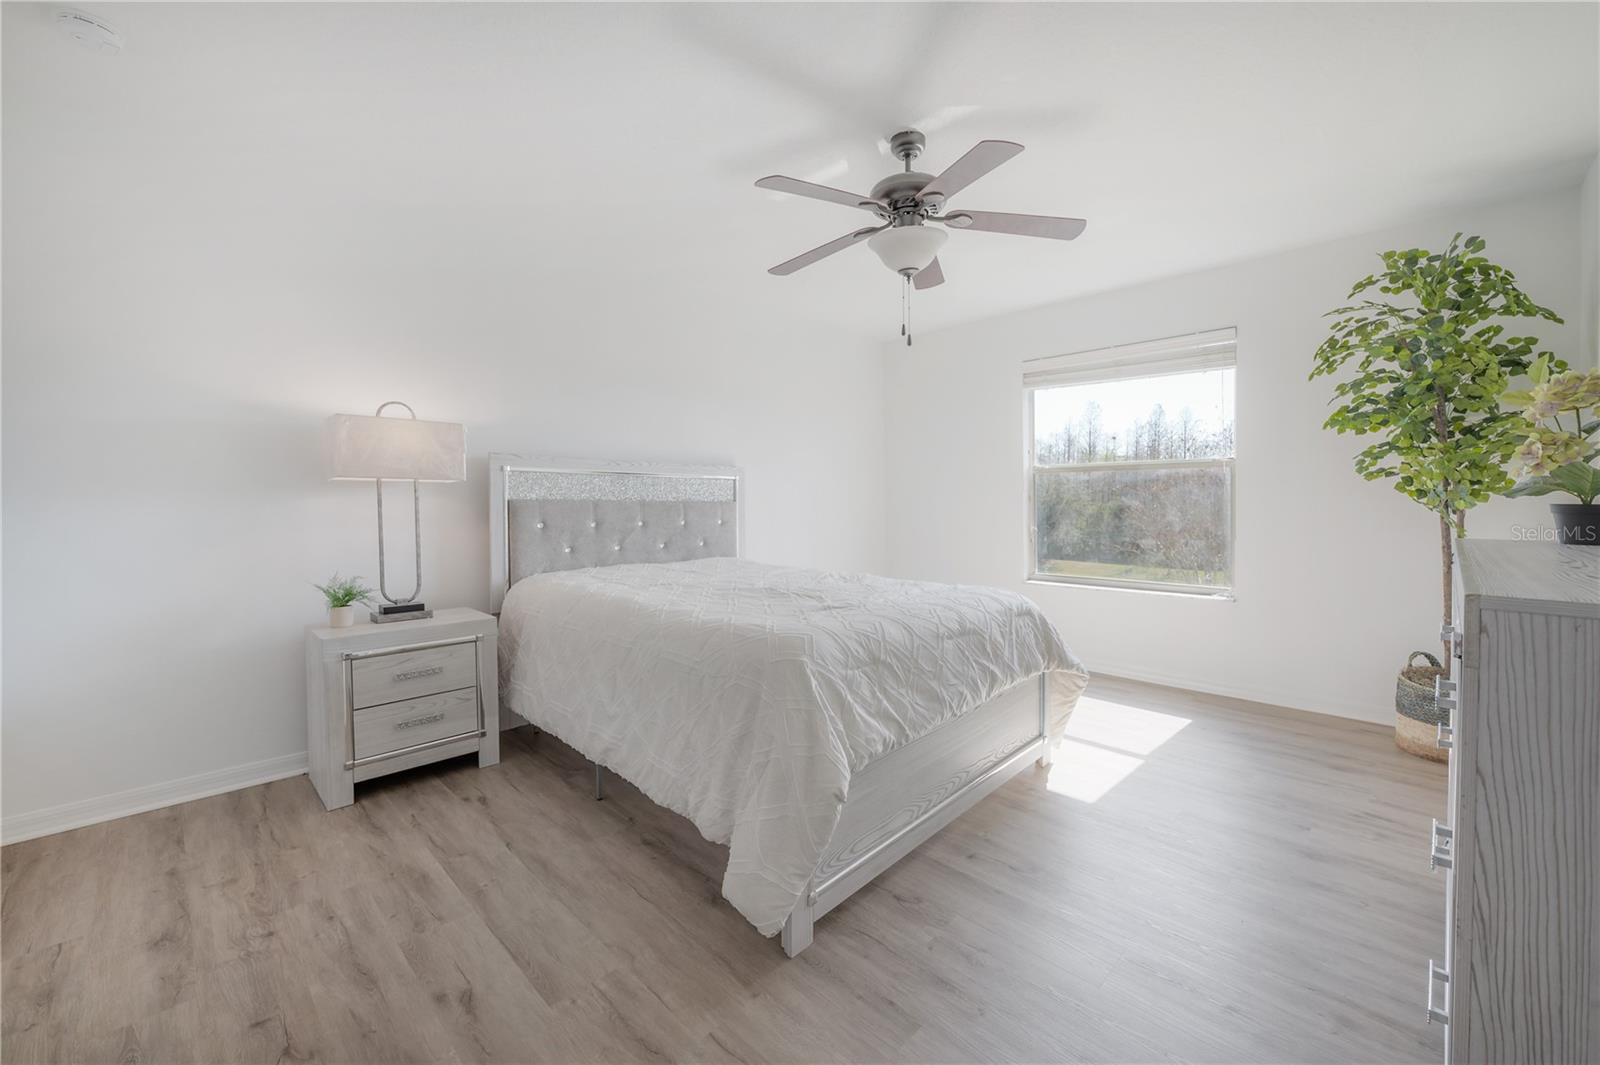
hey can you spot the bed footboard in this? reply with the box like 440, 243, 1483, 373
781, 674, 1048, 956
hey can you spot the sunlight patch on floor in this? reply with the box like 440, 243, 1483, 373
1064, 696, 1193, 756
1046, 740, 1144, 803
1047, 695, 1193, 803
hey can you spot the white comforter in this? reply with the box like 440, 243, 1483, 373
498, 558, 1088, 935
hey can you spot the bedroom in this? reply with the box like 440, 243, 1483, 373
2, 2, 1597, 1063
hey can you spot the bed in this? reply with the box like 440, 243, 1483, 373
489, 454, 1088, 956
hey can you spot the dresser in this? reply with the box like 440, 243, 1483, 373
305, 608, 499, 810
1430, 541, 1599, 1062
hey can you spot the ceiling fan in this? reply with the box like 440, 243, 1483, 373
757, 129, 1087, 344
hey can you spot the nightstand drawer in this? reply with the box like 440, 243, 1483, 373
354, 687, 480, 760
350, 641, 477, 709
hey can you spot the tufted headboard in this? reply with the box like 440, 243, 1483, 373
488, 454, 742, 612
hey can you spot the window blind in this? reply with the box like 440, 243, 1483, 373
1023, 327, 1237, 389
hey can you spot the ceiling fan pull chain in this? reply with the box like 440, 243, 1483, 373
902, 273, 915, 343
904, 274, 913, 347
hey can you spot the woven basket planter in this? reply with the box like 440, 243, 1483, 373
1395, 650, 1448, 762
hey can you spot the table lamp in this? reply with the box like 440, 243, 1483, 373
325, 401, 465, 623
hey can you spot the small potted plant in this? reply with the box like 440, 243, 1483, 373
314, 573, 374, 627
1504, 357, 1600, 545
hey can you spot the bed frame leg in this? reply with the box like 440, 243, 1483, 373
1035, 674, 1053, 769
595, 764, 604, 801
780, 898, 814, 957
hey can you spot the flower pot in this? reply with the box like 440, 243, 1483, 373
1395, 650, 1448, 762
1551, 503, 1600, 546
328, 605, 357, 628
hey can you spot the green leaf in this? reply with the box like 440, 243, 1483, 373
1506, 477, 1561, 498
314, 573, 375, 608
1547, 462, 1600, 505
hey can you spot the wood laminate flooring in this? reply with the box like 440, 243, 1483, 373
2, 677, 1448, 1064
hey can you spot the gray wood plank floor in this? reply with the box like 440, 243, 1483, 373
2, 677, 1447, 1064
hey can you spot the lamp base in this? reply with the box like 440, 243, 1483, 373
370, 601, 433, 624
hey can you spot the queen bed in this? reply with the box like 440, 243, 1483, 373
489, 454, 1088, 956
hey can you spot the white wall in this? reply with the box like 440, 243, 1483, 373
0, 168, 887, 842
1580, 155, 1599, 360
4, 165, 1589, 840
884, 180, 1594, 724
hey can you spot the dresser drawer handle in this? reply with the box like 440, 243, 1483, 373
1429, 819, 1454, 871
395, 712, 446, 731
1426, 960, 1450, 1025
1436, 722, 1453, 750
394, 665, 445, 683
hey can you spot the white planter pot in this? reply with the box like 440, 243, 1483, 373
328, 605, 357, 628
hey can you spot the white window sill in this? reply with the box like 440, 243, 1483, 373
1026, 575, 1235, 601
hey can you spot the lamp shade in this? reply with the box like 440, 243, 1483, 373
325, 413, 465, 482
868, 225, 948, 274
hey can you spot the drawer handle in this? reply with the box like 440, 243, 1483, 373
1426, 960, 1450, 1025
1436, 722, 1453, 750
394, 665, 444, 683
396, 712, 446, 731
1429, 819, 1454, 871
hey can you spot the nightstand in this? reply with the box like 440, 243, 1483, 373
305, 607, 499, 810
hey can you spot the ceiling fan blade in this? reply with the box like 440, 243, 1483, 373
913, 257, 945, 289
767, 226, 885, 276
942, 210, 1087, 241
755, 175, 882, 212
918, 140, 1023, 203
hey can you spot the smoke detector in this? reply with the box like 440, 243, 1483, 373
55, 9, 122, 55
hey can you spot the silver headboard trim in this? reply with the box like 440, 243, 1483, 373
505, 468, 736, 503
487, 454, 743, 613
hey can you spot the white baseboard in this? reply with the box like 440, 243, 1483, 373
4, 710, 528, 847
1084, 660, 1393, 727
2, 751, 308, 846
1, 674, 1385, 847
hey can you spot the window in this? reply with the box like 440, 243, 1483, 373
1025, 329, 1236, 596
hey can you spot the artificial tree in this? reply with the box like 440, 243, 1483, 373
1311, 233, 1563, 672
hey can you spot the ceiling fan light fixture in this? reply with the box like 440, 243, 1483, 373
868, 225, 948, 275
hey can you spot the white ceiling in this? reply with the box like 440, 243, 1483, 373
6, 2, 1597, 339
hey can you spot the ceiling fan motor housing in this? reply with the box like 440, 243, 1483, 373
873, 129, 944, 217
870, 171, 936, 210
